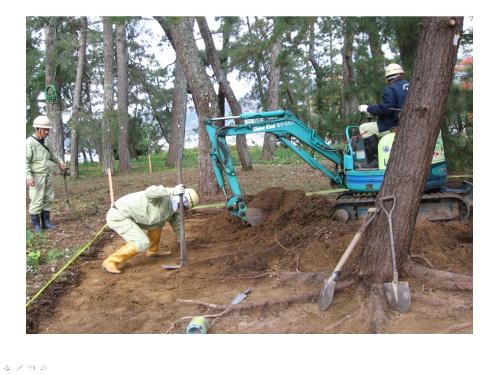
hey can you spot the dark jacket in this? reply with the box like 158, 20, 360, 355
367, 79, 410, 132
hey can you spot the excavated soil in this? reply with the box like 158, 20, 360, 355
32, 187, 473, 334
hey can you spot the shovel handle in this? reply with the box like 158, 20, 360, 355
177, 158, 187, 266
381, 195, 396, 217
381, 196, 398, 278
334, 209, 378, 273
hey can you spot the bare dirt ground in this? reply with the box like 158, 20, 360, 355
26, 163, 473, 334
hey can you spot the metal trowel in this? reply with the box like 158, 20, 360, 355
230, 288, 251, 305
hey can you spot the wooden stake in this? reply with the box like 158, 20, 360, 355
148, 154, 152, 173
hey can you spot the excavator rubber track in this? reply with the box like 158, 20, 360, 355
333, 189, 472, 222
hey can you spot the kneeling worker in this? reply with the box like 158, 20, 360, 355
103, 184, 199, 274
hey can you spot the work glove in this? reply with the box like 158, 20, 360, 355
171, 195, 189, 212
173, 184, 185, 196
358, 104, 369, 113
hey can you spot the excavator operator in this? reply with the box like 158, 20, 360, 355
358, 63, 410, 168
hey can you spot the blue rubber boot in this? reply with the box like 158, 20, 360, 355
30, 214, 42, 233
41, 210, 56, 230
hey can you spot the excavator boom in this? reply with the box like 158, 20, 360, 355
206, 110, 345, 222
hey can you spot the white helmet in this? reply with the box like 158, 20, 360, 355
184, 188, 199, 208
33, 115, 52, 129
385, 63, 404, 79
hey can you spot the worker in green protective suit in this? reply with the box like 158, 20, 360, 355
26, 115, 67, 233
102, 184, 199, 274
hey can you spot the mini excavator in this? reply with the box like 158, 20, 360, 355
205, 110, 472, 226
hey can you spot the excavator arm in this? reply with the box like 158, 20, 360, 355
205, 110, 345, 223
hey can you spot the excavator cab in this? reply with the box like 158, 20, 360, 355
344, 126, 368, 170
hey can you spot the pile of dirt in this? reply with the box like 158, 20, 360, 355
411, 219, 473, 274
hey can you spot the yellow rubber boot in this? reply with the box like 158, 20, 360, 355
145, 228, 171, 257
102, 242, 138, 274
145, 228, 162, 257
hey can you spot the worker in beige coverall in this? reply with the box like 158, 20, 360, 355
102, 184, 199, 274
26, 115, 67, 233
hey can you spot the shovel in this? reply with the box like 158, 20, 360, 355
381, 196, 411, 313
162, 157, 188, 270
319, 207, 378, 311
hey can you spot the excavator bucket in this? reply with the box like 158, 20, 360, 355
246, 208, 268, 226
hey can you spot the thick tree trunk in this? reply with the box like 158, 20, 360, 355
341, 17, 358, 119
262, 25, 282, 161
44, 19, 64, 161
359, 17, 385, 83
116, 20, 131, 173
69, 17, 87, 179
196, 17, 253, 171
166, 59, 187, 167
167, 17, 220, 196
102, 17, 115, 175
80, 147, 88, 163
358, 17, 463, 282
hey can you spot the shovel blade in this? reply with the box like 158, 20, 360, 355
161, 264, 181, 270
318, 279, 337, 311
246, 208, 268, 227
384, 281, 411, 313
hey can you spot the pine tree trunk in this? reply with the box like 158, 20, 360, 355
167, 17, 220, 196
69, 17, 87, 179
88, 147, 94, 163
116, 20, 131, 173
166, 59, 187, 167
262, 26, 282, 161
341, 17, 358, 119
102, 17, 115, 175
360, 17, 385, 80
81, 147, 88, 163
245, 17, 266, 108
391, 17, 422, 76
44, 19, 64, 161
358, 17, 463, 282
196, 17, 253, 171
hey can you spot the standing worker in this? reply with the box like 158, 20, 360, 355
102, 184, 199, 274
26, 115, 67, 233
358, 63, 410, 167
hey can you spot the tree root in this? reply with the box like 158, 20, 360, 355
165, 279, 356, 333
366, 283, 390, 333
410, 253, 434, 268
176, 280, 355, 312
438, 322, 472, 333
168, 270, 331, 284
406, 261, 472, 291
324, 313, 355, 331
